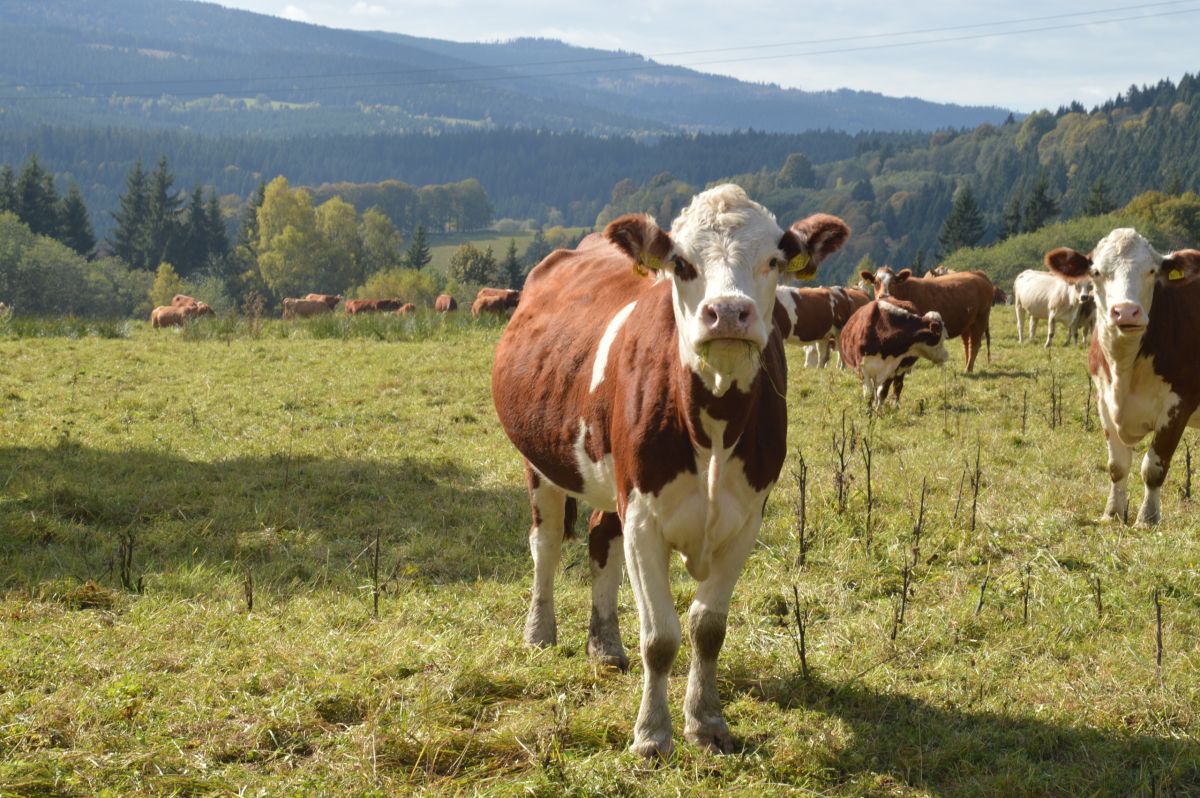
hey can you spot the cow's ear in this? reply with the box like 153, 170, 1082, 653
859, 270, 875, 284
1161, 249, 1200, 283
1045, 247, 1092, 279
895, 268, 912, 283
604, 214, 672, 276
781, 214, 850, 279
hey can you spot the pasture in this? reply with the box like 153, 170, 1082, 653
1, 311, 1198, 796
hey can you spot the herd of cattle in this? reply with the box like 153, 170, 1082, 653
487, 183, 1200, 758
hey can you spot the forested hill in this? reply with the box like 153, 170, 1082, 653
0, 0, 1010, 136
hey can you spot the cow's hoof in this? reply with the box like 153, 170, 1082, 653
686, 723, 735, 754
587, 643, 629, 672
523, 602, 556, 648
630, 734, 673, 761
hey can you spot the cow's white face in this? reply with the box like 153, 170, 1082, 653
605, 184, 849, 395
867, 266, 911, 298
1046, 229, 1200, 339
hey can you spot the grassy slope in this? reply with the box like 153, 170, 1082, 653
0, 313, 1198, 796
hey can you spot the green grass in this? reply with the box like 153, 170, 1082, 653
1, 316, 1198, 796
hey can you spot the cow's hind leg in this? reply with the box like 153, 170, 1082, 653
961, 332, 977, 372
684, 516, 759, 754
523, 463, 574, 647
587, 510, 628, 671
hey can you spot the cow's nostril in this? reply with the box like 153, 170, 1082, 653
738, 307, 751, 323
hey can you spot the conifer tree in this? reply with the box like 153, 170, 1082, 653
1083, 178, 1115, 216
502, 238, 523, 289
0, 164, 15, 214
145, 156, 183, 268
59, 183, 95, 258
16, 156, 60, 238
112, 159, 150, 269
937, 185, 985, 255
1023, 175, 1060, 233
404, 224, 431, 270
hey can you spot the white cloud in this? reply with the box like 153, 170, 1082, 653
350, 1, 388, 16
281, 4, 311, 22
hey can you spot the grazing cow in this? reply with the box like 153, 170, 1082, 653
193, 302, 213, 318
492, 185, 849, 758
993, 286, 1008, 306
839, 299, 948, 406
395, 303, 417, 315
344, 298, 405, 314
171, 294, 199, 308
151, 303, 205, 328
282, 297, 333, 319
1045, 231, 1200, 525
472, 287, 521, 317
860, 266, 992, 371
775, 285, 868, 367
435, 294, 458, 312
1013, 269, 1093, 347
304, 293, 343, 310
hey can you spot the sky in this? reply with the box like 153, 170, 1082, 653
211, 0, 1200, 112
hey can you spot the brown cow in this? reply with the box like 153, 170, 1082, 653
860, 266, 993, 371
282, 297, 333, 319
839, 298, 948, 406
1045, 229, 1200, 525
774, 285, 867, 367
993, 286, 1008, 306
493, 184, 849, 758
171, 294, 199, 308
344, 298, 405, 314
472, 287, 521, 317
151, 303, 206, 328
395, 303, 417, 315
435, 294, 458, 312
304, 293, 343, 310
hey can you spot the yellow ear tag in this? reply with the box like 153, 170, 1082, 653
1169, 268, 1184, 281
786, 251, 815, 278
633, 255, 661, 276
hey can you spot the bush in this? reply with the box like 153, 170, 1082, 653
356, 267, 442, 308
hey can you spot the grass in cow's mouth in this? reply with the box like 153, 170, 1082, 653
0, 318, 1197, 796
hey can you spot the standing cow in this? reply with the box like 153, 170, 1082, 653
304, 293, 343, 310
839, 299, 949, 406
282, 298, 333, 319
492, 184, 848, 758
775, 285, 868, 367
1013, 269, 1092, 347
472, 287, 521, 317
1045, 231, 1200, 525
435, 294, 458, 312
860, 266, 993, 371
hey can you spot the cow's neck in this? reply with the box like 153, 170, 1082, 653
1096, 324, 1146, 393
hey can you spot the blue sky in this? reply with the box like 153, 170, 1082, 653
214, 0, 1200, 111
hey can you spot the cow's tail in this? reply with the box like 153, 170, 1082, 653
985, 320, 992, 364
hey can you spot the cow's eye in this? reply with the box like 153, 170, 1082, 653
671, 257, 697, 280
769, 257, 784, 270
1090, 268, 1100, 278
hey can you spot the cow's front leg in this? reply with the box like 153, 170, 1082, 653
523, 463, 572, 647
1136, 404, 1194, 526
623, 505, 679, 759
587, 511, 628, 671
1096, 400, 1132, 522
684, 516, 758, 754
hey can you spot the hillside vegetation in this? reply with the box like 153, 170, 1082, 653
0, 317, 1197, 796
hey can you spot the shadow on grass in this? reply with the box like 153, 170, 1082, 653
0, 444, 538, 589
733, 673, 1199, 796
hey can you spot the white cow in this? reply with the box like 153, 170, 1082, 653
1013, 269, 1092, 347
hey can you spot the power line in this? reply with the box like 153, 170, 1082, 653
1, 3, 1198, 102
4, 0, 1196, 92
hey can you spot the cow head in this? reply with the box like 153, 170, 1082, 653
1046, 229, 1200, 337
862, 266, 911, 298
605, 184, 848, 394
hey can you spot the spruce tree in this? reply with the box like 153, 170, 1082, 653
112, 159, 150, 268
1023, 175, 1060, 233
145, 156, 183, 269
0, 164, 15, 214
59, 183, 96, 258
178, 186, 209, 276
1083, 178, 1115, 216
16, 156, 60, 237
937, 185, 985, 255
404, 224, 431, 270
1000, 192, 1024, 240
523, 228, 551, 268
204, 192, 229, 261
502, 238, 523, 289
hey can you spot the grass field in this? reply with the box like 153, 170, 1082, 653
1, 310, 1198, 796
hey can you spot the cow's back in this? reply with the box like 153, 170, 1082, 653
1014, 270, 1072, 317
891, 272, 991, 338
493, 239, 672, 497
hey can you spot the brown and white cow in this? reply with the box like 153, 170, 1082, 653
839, 299, 948, 406
344, 298, 405, 314
304, 293, 343, 310
775, 285, 868, 367
1013, 269, 1092, 347
472, 287, 521, 317
492, 185, 848, 758
860, 266, 992, 371
1045, 230, 1200, 525
282, 297, 333, 319
435, 294, 458, 312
